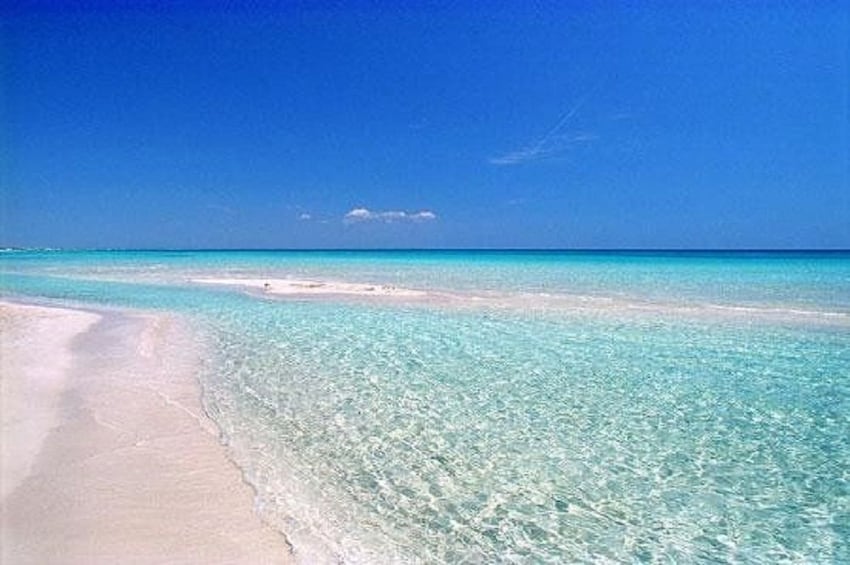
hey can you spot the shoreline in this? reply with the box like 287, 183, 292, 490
0, 300, 294, 564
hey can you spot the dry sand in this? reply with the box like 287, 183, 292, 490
0, 300, 293, 564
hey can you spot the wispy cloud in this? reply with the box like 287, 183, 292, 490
344, 207, 437, 224
298, 212, 312, 221
489, 96, 597, 166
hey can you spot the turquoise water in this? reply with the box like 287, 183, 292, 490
2, 250, 849, 562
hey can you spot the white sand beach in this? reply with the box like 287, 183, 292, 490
0, 300, 293, 564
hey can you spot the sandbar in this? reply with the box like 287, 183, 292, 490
192, 277, 426, 298
189, 277, 850, 327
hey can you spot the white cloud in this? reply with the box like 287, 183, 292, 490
344, 208, 373, 221
412, 210, 436, 221
298, 212, 312, 221
344, 207, 438, 224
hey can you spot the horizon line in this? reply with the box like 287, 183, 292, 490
3, 247, 850, 253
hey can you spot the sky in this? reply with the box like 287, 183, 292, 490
2, 1, 848, 249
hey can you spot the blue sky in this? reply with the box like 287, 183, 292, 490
2, 1, 848, 249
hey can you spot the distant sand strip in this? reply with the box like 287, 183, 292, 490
193, 277, 426, 298
0, 300, 292, 564
190, 277, 850, 327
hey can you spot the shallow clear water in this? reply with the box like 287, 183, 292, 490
2, 250, 849, 562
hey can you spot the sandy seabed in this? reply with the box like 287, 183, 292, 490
0, 300, 293, 564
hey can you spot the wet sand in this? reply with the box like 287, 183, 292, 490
0, 300, 293, 564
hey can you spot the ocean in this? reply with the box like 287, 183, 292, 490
2, 249, 849, 562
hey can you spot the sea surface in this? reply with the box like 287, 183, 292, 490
2, 250, 849, 563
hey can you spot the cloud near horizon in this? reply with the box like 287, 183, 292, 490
344, 207, 437, 224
